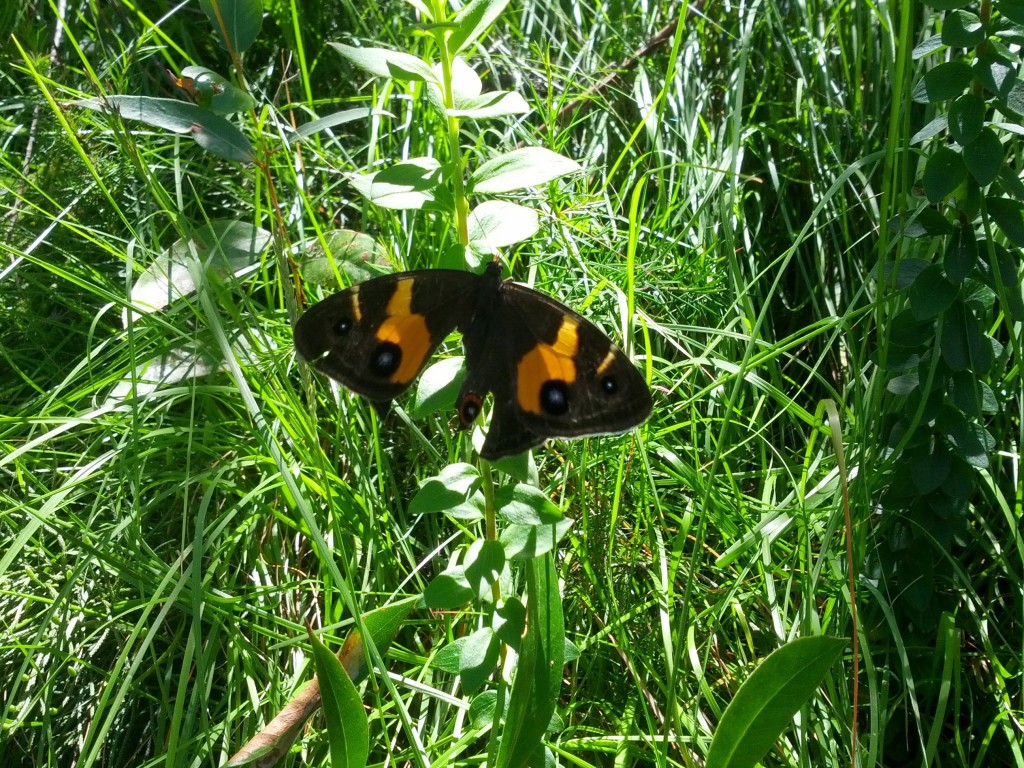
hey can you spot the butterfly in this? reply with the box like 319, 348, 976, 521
293, 261, 652, 461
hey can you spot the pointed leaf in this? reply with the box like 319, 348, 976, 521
911, 60, 973, 103
705, 636, 847, 768
467, 201, 539, 251
309, 630, 369, 768
450, 91, 531, 119
948, 93, 985, 144
472, 148, 581, 194
941, 10, 985, 48
922, 146, 966, 202
494, 483, 563, 525
125, 220, 271, 324
200, 0, 262, 53
494, 554, 564, 768
449, 0, 512, 54
962, 126, 1003, 186
74, 95, 254, 161
330, 43, 437, 83
346, 157, 442, 209
410, 463, 481, 513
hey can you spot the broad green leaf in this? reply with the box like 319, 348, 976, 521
910, 115, 948, 144
467, 201, 539, 252
922, 146, 967, 202
449, 91, 531, 119
410, 463, 481, 513
888, 308, 934, 348
464, 539, 507, 598
938, 407, 995, 468
911, 33, 945, 60
410, 357, 465, 417
339, 597, 420, 683
471, 148, 581, 194
909, 265, 958, 320
940, 301, 994, 372
911, 60, 973, 103
948, 93, 984, 145
178, 66, 256, 114
949, 371, 997, 417
424, 569, 475, 609
886, 371, 919, 395
426, 58, 481, 115
459, 627, 501, 693
943, 225, 978, 283
346, 157, 442, 209
309, 630, 369, 768
494, 554, 564, 768
941, 10, 985, 47
705, 636, 847, 768
74, 95, 254, 161
299, 230, 392, 288
963, 126, 1003, 185
434, 637, 469, 673
200, 0, 262, 53
449, 0, 512, 54
500, 518, 573, 560
470, 691, 499, 729
888, 206, 953, 237
986, 196, 1024, 245
494, 483, 563, 525
973, 50, 1015, 98
124, 220, 271, 324
493, 598, 527, 648
910, 442, 953, 492
329, 43, 438, 83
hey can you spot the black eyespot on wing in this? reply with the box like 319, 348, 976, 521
459, 392, 483, 427
370, 342, 401, 377
539, 380, 570, 416
335, 317, 353, 335
600, 375, 618, 395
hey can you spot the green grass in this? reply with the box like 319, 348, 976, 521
2, 0, 1023, 766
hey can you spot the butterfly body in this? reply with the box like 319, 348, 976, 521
294, 262, 652, 460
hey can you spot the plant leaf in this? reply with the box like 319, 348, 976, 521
705, 636, 847, 768
494, 553, 564, 768
467, 201, 539, 251
308, 630, 369, 768
494, 483, 563, 525
922, 146, 966, 202
329, 42, 437, 84
911, 60, 973, 103
449, 0, 512, 54
124, 220, 271, 324
472, 148, 581, 194
346, 157, 442, 209
200, 0, 262, 53
74, 95, 254, 161
962, 126, 1003, 186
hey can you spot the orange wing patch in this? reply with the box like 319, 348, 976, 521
517, 317, 579, 415
376, 279, 431, 384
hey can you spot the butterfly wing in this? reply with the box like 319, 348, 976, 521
294, 270, 480, 404
468, 280, 652, 460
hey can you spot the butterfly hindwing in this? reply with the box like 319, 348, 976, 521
294, 270, 480, 404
